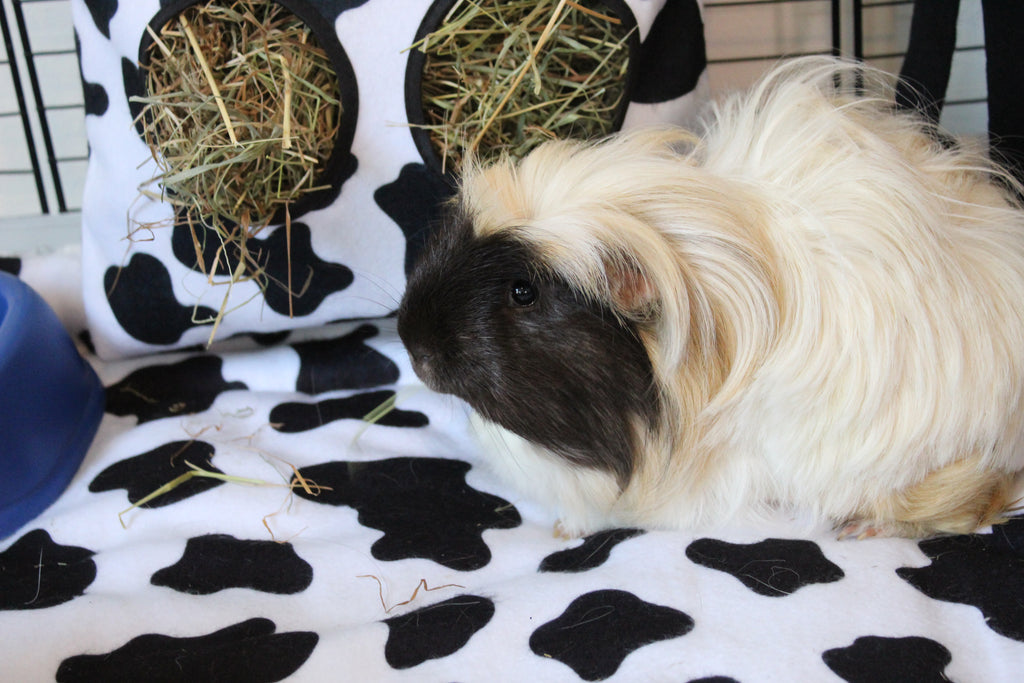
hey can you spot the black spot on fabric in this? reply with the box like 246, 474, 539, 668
823, 635, 952, 683
83, 0, 117, 39
302, 0, 370, 22
170, 220, 353, 318
383, 595, 494, 669
0, 256, 20, 275
896, 516, 1024, 641
292, 324, 399, 394
292, 457, 520, 570
151, 534, 312, 595
56, 618, 318, 683
122, 57, 146, 126
104, 253, 217, 346
689, 678, 740, 683
530, 589, 694, 681
539, 528, 645, 573
106, 355, 247, 423
270, 389, 428, 433
374, 163, 455, 275
74, 34, 108, 118
0, 530, 96, 611
630, 0, 707, 104
78, 329, 96, 355
89, 440, 223, 507
685, 538, 844, 597
244, 330, 291, 347
81, 80, 109, 117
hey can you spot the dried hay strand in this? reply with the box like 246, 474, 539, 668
132, 0, 342, 337
412, 0, 634, 171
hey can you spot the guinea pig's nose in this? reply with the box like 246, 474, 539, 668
404, 344, 433, 378
405, 344, 431, 366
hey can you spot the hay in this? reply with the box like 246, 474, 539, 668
117, 458, 329, 529
132, 0, 342, 336
413, 0, 633, 171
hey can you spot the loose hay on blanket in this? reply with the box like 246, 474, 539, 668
117, 456, 329, 530
412, 0, 634, 171
132, 0, 343, 332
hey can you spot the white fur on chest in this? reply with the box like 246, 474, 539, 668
468, 413, 624, 536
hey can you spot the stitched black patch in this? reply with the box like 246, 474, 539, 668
151, 535, 313, 595
0, 257, 21, 276
122, 56, 146, 125
170, 220, 353, 318
104, 253, 217, 346
897, 516, 1024, 641
77, 31, 108, 117
289, 0, 370, 23
270, 389, 428, 433
383, 595, 495, 669
0, 530, 96, 611
83, 0, 117, 39
539, 528, 645, 573
105, 355, 247, 423
373, 163, 455, 275
292, 457, 520, 570
629, 0, 707, 104
530, 589, 694, 681
823, 635, 953, 683
89, 440, 223, 507
291, 324, 399, 394
56, 618, 318, 683
685, 538, 845, 596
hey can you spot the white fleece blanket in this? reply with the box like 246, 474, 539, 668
1, 246, 1023, 682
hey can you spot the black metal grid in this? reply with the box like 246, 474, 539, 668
856, 0, 987, 112
704, 0, 843, 62
1, 0, 48, 214
1, 0, 84, 218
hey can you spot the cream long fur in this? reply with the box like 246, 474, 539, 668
460, 57, 1024, 537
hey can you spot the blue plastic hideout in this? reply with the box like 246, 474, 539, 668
0, 271, 104, 538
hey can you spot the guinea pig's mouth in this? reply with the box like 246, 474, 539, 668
404, 346, 486, 406
404, 345, 450, 395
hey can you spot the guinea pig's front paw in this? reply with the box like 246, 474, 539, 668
836, 520, 883, 540
553, 519, 587, 540
835, 519, 923, 540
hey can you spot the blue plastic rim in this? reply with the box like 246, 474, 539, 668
0, 271, 105, 539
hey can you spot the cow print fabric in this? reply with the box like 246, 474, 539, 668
0, 530, 96, 611
685, 537, 845, 596
4, 251, 1024, 681
529, 589, 695, 681
74, 0, 709, 358
55, 618, 320, 683
150, 534, 313, 595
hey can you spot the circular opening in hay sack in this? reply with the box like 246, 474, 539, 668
408, 0, 638, 173
137, 0, 345, 230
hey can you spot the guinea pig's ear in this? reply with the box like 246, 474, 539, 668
606, 260, 658, 320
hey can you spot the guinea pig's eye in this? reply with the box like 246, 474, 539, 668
508, 280, 537, 308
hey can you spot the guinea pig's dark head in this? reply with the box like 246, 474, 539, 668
397, 209, 658, 485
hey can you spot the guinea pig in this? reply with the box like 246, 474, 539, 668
396, 56, 1024, 539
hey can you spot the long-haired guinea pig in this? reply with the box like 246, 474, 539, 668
396, 57, 1024, 539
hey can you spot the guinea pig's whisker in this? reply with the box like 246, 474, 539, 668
350, 269, 404, 308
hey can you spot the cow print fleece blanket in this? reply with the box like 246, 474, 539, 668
2, 248, 1023, 682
